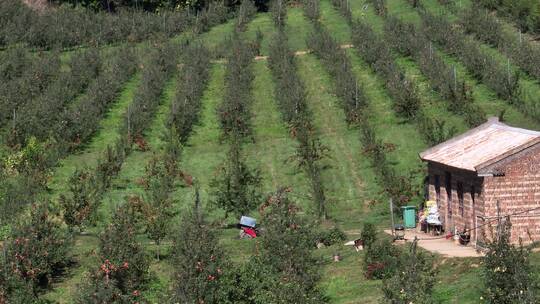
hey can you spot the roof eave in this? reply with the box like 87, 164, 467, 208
474, 138, 540, 172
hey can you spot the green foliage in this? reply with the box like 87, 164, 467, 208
478, 0, 540, 33
462, 4, 540, 81
0, 0, 230, 49
0, 204, 72, 300
270, 0, 287, 28
168, 43, 211, 143
0, 138, 54, 223
210, 137, 263, 218
303, 0, 320, 21
307, 22, 367, 124
122, 42, 179, 143
419, 117, 457, 146
482, 219, 539, 303
59, 46, 138, 148
384, 16, 485, 128
218, 34, 256, 139
351, 21, 420, 121
254, 188, 327, 303
361, 222, 377, 249
170, 190, 228, 303
0, 51, 61, 133
331, 0, 352, 23
381, 240, 437, 304
420, 11, 527, 117
76, 203, 150, 301
314, 226, 347, 246
236, 0, 257, 31
75, 268, 127, 304
59, 168, 102, 231
364, 239, 400, 280
268, 28, 329, 219
10, 48, 101, 146
141, 153, 177, 259
369, 0, 387, 16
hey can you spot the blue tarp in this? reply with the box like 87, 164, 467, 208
240, 216, 256, 228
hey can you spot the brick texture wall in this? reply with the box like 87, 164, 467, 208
426, 144, 540, 245
483, 144, 540, 244
427, 162, 484, 242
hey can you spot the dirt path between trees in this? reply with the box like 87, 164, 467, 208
214, 44, 354, 63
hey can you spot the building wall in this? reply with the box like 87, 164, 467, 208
483, 144, 540, 244
426, 162, 484, 242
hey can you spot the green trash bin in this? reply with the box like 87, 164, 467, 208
401, 206, 416, 228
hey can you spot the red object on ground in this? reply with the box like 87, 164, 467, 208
242, 227, 257, 238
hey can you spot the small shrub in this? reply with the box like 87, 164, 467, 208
315, 227, 347, 246
482, 219, 539, 303
0, 203, 72, 299
361, 222, 377, 249
170, 190, 228, 303
381, 240, 437, 304
210, 139, 263, 218
364, 239, 400, 280
60, 168, 102, 231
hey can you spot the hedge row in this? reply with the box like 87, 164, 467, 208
384, 16, 485, 127
121, 43, 180, 142
268, 29, 328, 219
218, 34, 257, 139
1, 47, 136, 226
461, 4, 540, 81
236, 0, 258, 32
350, 25, 421, 121
8, 48, 102, 146
0, 50, 61, 129
168, 43, 212, 143
58, 46, 139, 149
306, 3, 418, 207
476, 0, 540, 34
307, 22, 366, 124
419, 11, 527, 115
60, 41, 180, 233
0, 0, 230, 50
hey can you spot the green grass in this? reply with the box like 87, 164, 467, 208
245, 12, 277, 56
32, 3, 540, 303
285, 6, 315, 51
44, 73, 178, 302
48, 73, 141, 198
319, 0, 466, 133
388, 0, 540, 130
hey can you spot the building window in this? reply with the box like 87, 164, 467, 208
445, 172, 452, 217
435, 175, 440, 204
457, 182, 464, 216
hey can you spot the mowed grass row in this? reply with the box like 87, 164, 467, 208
48, 73, 140, 198
346, 0, 529, 130
44, 17, 240, 302
319, 0, 466, 135
297, 54, 385, 303
314, 1, 427, 184
44, 73, 179, 304
380, 0, 540, 129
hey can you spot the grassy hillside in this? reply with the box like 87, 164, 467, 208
1, 0, 539, 303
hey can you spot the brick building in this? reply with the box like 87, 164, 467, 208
420, 117, 540, 245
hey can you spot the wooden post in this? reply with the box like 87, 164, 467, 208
453, 66, 457, 91
496, 200, 501, 241
355, 80, 358, 109
390, 199, 395, 235
507, 59, 511, 82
